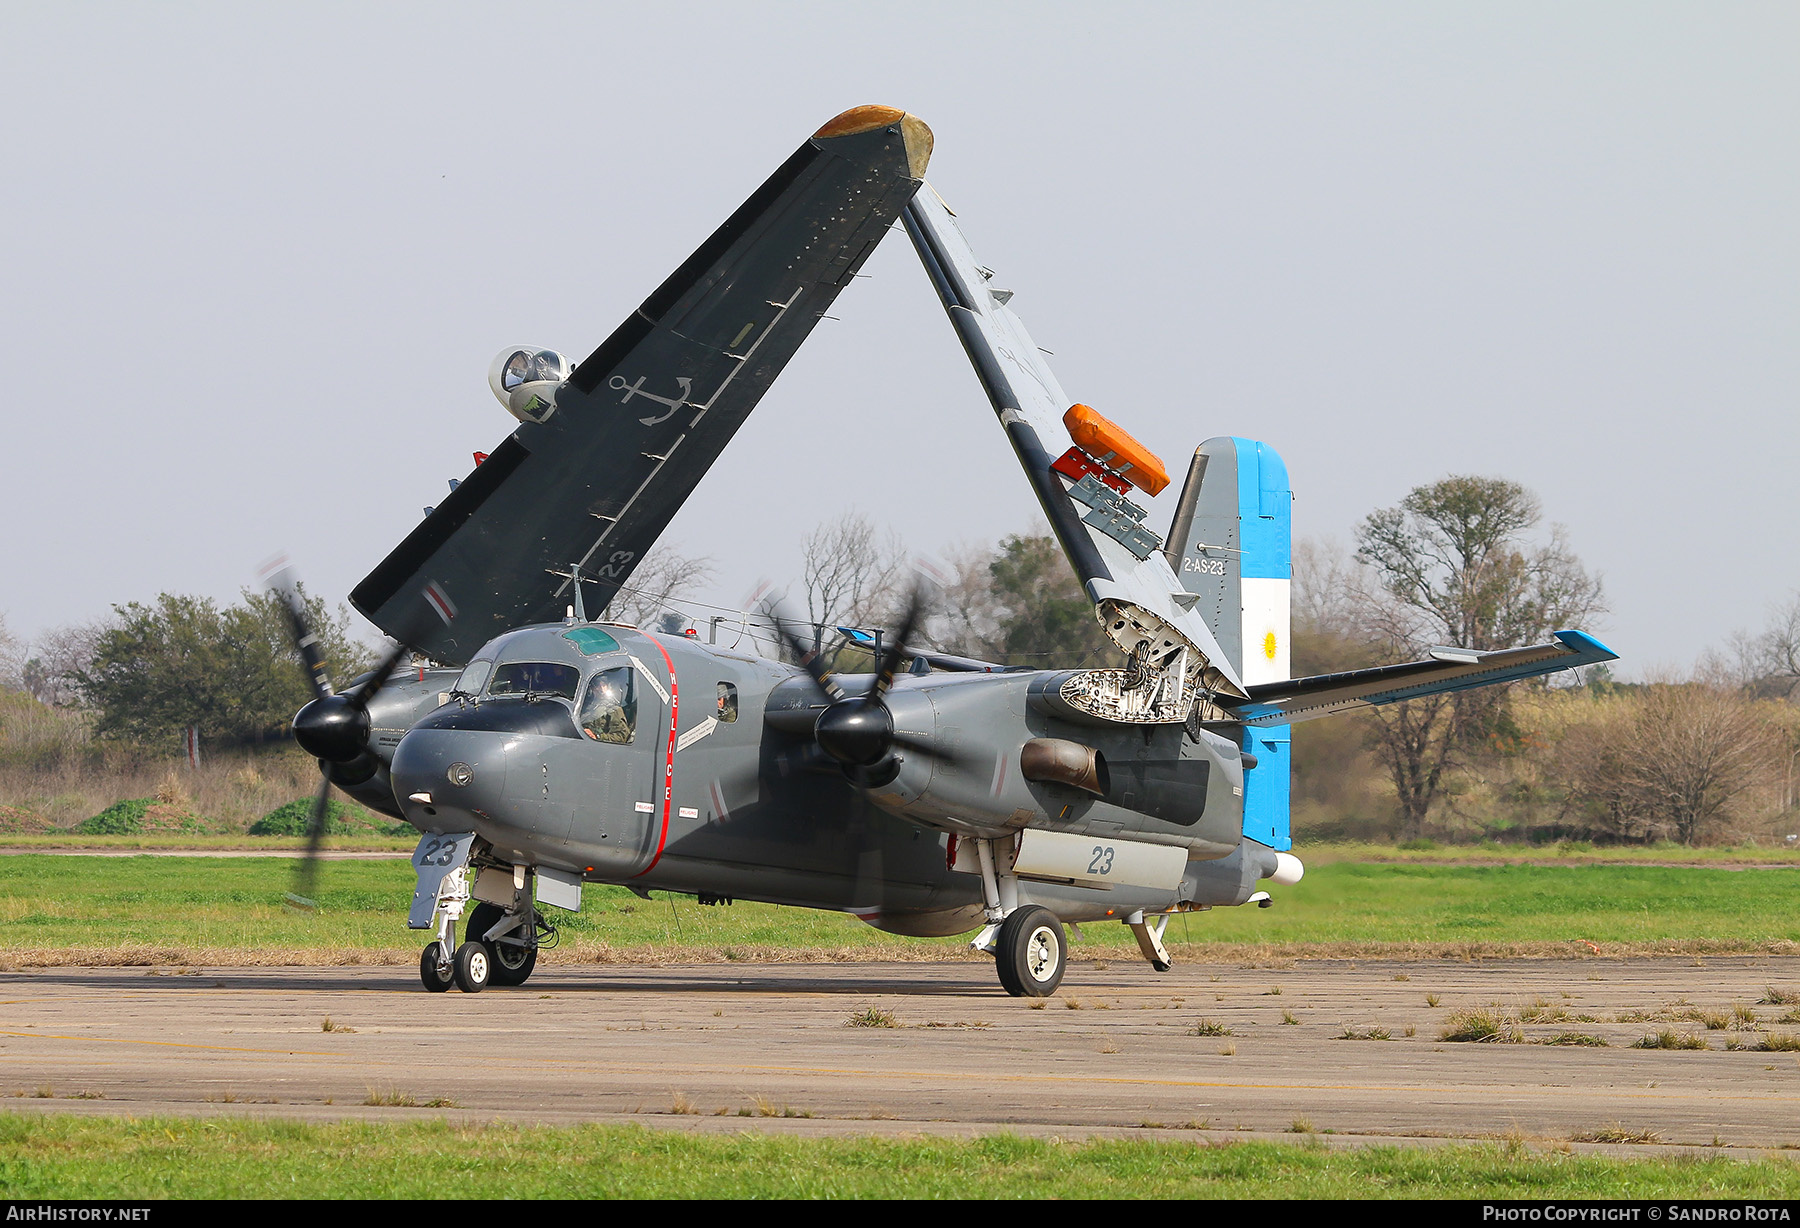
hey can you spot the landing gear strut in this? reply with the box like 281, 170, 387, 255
965, 835, 1068, 998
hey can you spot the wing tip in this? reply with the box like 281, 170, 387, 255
814, 105, 933, 178
1554, 629, 1619, 662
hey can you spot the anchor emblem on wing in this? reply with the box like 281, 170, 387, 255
608, 374, 695, 426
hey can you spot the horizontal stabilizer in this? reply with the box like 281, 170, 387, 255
1222, 630, 1618, 727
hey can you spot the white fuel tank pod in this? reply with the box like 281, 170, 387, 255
488, 346, 573, 425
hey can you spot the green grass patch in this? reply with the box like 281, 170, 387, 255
0, 833, 414, 852
0, 856, 1797, 964
0, 1115, 1797, 1198
248, 797, 407, 838
75, 798, 207, 836
1439, 1009, 1521, 1043
1300, 841, 1800, 867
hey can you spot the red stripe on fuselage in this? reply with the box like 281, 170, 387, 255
633, 636, 679, 878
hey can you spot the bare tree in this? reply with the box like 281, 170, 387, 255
0, 614, 21, 691
797, 512, 907, 651
1354, 476, 1606, 841
600, 544, 715, 630
18, 620, 111, 708
926, 530, 1114, 668
931, 541, 1008, 662
1552, 679, 1779, 844
1731, 593, 1800, 699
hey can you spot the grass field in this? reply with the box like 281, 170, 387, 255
1, 853, 1795, 965
0, 1115, 1796, 1198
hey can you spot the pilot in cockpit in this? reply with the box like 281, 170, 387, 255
581, 669, 636, 745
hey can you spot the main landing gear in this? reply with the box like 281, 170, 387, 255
993, 905, 1067, 997
966, 836, 1070, 998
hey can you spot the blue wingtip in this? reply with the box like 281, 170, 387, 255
1553, 629, 1619, 663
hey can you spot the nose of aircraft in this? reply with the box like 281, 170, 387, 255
388, 724, 513, 834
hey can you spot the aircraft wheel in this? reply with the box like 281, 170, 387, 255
418, 941, 454, 993
452, 941, 491, 993
995, 905, 1066, 998
466, 902, 537, 987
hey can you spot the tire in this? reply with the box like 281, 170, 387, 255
995, 905, 1066, 998
452, 940, 491, 993
418, 941, 454, 993
992, 929, 1023, 997
466, 902, 537, 987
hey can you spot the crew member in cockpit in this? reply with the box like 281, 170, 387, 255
582, 669, 635, 744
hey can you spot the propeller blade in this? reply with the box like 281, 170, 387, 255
871, 581, 930, 702
348, 637, 413, 715
764, 605, 844, 701
264, 564, 334, 701
284, 766, 334, 911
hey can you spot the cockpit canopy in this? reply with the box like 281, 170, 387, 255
450, 627, 642, 745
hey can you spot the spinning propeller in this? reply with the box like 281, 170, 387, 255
266, 564, 423, 910
766, 582, 962, 781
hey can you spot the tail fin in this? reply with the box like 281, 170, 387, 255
1165, 438, 1293, 850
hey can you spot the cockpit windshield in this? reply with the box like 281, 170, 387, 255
486, 661, 580, 701
453, 659, 493, 696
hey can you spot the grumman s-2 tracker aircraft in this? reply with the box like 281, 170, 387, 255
274, 105, 1616, 998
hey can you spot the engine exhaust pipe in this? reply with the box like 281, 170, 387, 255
1019, 738, 1109, 797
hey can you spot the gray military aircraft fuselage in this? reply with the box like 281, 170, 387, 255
279, 105, 1615, 998
374, 620, 1274, 944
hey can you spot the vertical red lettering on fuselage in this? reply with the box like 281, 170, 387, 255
632, 636, 680, 877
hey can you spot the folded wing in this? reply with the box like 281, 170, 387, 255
903, 186, 1246, 720
353, 106, 933, 663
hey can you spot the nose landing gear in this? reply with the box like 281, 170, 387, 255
452, 940, 491, 993
419, 941, 454, 993
409, 834, 552, 993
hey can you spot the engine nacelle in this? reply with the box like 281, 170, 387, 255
488, 346, 573, 425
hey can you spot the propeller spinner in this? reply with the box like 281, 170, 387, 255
767, 582, 961, 783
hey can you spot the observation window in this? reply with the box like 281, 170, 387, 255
715, 682, 738, 724
501, 349, 566, 391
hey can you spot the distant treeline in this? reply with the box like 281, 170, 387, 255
3, 474, 1797, 845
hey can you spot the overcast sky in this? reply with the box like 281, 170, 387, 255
1, 2, 1793, 676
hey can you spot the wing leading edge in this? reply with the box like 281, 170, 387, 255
353, 106, 933, 663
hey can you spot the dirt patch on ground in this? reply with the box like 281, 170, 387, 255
0, 806, 54, 834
